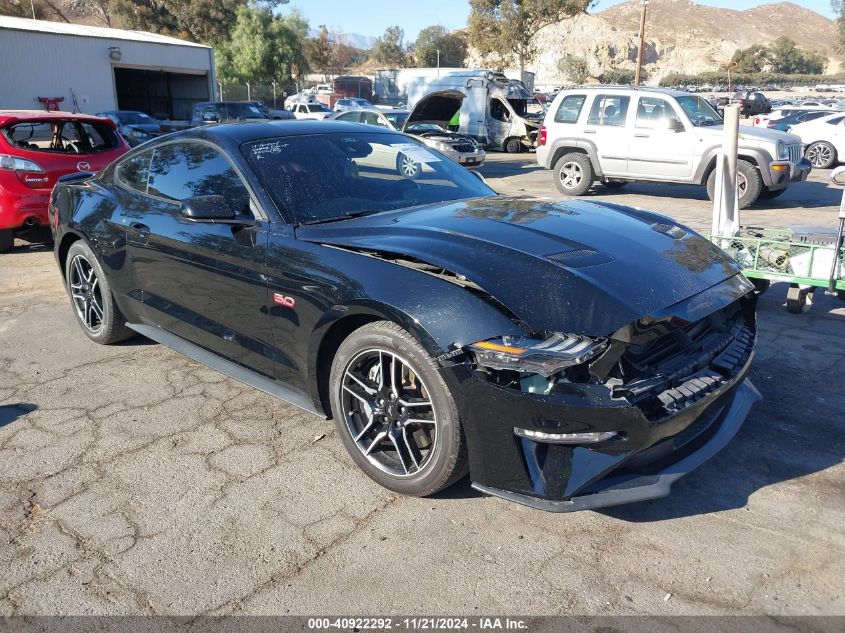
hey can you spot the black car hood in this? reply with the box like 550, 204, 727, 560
124, 123, 160, 134
296, 197, 744, 336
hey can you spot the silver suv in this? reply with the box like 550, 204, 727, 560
536, 87, 811, 208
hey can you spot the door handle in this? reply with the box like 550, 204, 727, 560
634, 133, 650, 138
583, 129, 597, 134
130, 222, 150, 239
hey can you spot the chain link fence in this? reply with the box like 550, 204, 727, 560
217, 82, 301, 109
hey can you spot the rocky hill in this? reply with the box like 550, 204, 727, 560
529, 0, 841, 86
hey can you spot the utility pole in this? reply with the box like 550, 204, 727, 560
635, 0, 649, 86
436, 49, 441, 77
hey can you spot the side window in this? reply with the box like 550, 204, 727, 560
554, 95, 586, 124
635, 96, 674, 129
587, 95, 630, 127
147, 143, 251, 214
826, 116, 845, 126
337, 112, 362, 123
362, 111, 386, 127
490, 99, 511, 122
116, 151, 153, 193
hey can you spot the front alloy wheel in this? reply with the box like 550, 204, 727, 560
340, 349, 437, 478
396, 153, 421, 179
330, 321, 467, 496
806, 142, 836, 169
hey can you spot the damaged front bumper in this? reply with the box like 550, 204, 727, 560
441, 288, 761, 512
473, 379, 760, 512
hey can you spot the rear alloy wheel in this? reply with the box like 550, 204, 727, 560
553, 152, 594, 196
805, 142, 837, 169
0, 229, 13, 253
396, 153, 421, 179
330, 321, 467, 496
505, 137, 523, 154
65, 241, 135, 344
705, 159, 762, 209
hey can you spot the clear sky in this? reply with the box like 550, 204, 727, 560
284, 0, 836, 41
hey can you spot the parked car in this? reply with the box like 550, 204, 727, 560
537, 87, 810, 208
334, 98, 374, 112
788, 112, 845, 169
96, 110, 161, 147
49, 120, 760, 511
752, 107, 834, 128
189, 102, 269, 127
731, 91, 772, 117
0, 110, 129, 252
766, 109, 835, 132
331, 91, 486, 170
289, 102, 333, 120
284, 92, 318, 109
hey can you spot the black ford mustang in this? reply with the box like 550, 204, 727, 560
49, 120, 760, 512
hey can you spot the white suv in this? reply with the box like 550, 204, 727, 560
536, 87, 810, 208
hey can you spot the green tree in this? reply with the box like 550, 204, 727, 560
414, 25, 468, 68
372, 25, 407, 66
108, 0, 286, 45
216, 5, 307, 89
729, 43, 767, 74
307, 25, 334, 79
468, 0, 594, 73
598, 68, 636, 85
557, 54, 590, 83
766, 37, 826, 74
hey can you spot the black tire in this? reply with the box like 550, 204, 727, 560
805, 141, 837, 170
837, 290, 845, 302
553, 152, 594, 196
705, 159, 762, 209
505, 137, 523, 154
0, 229, 13, 253
329, 321, 468, 497
395, 152, 421, 179
64, 240, 135, 344
603, 180, 627, 190
758, 186, 788, 200
751, 278, 771, 295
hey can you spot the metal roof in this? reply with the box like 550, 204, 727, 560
0, 15, 210, 49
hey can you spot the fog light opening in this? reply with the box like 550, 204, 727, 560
514, 428, 621, 444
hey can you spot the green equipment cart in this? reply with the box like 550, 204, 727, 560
711, 226, 845, 313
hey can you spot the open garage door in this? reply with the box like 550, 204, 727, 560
114, 68, 209, 120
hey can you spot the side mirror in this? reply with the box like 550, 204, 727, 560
831, 166, 845, 186
180, 195, 235, 221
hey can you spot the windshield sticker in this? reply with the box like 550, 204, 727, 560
251, 141, 289, 160
390, 143, 441, 163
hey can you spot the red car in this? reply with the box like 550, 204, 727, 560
0, 111, 129, 252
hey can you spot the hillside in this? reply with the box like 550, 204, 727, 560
527, 0, 841, 86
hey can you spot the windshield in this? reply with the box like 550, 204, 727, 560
226, 104, 267, 119
384, 112, 409, 128
242, 132, 494, 225
352, 99, 372, 107
676, 95, 721, 126
118, 112, 154, 124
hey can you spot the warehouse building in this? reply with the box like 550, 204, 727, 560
0, 16, 216, 120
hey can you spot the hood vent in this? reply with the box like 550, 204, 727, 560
546, 248, 615, 268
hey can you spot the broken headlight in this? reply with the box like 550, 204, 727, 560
467, 333, 608, 377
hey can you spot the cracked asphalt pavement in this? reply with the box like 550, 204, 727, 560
0, 156, 843, 616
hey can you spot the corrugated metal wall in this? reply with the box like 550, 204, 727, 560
0, 28, 214, 115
